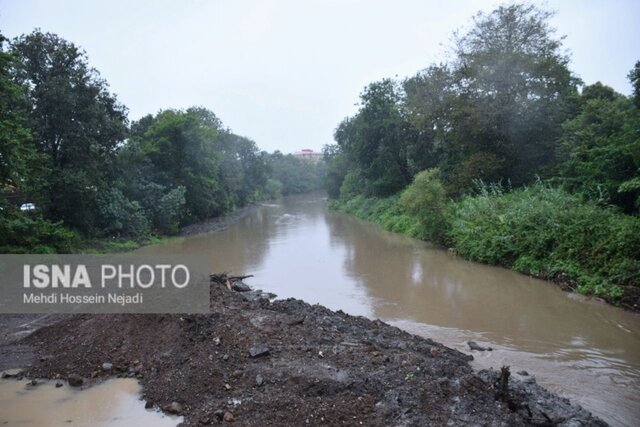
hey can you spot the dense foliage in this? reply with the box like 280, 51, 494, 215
326, 3, 640, 305
0, 30, 324, 252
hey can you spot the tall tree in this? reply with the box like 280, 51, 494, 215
558, 82, 640, 212
0, 32, 40, 193
10, 30, 128, 231
444, 4, 579, 192
335, 79, 414, 196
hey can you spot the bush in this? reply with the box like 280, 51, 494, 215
0, 213, 79, 253
264, 179, 283, 200
448, 181, 640, 299
399, 169, 448, 243
331, 195, 422, 238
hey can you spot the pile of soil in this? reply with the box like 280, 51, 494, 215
10, 282, 605, 426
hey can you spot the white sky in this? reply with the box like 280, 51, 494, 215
1, 0, 639, 153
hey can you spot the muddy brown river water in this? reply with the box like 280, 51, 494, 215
0, 378, 180, 426
137, 192, 640, 426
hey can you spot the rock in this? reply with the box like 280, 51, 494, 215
102, 362, 113, 371
517, 370, 529, 376
214, 410, 225, 420
223, 411, 235, 422
248, 344, 270, 358
224, 383, 231, 390
67, 374, 83, 387
1, 368, 23, 379
163, 401, 183, 414
213, 337, 221, 346
240, 290, 263, 302
29, 379, 38, 386
222, 354, 229, 361
467, 341, 493, 351
145, 400, 153, 409
231, 281, 251, 292
255, 374, 264, 387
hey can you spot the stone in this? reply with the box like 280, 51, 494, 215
517, 370, 529, 376
67, 374, 83, 387
467, 341, 492, 351
1, 368, 23, 379
102, 362, 113, 371
231, 281, 251, 292
248, 344, 270, 358
223, 411, 235, 422
55, 381, 63, 388
255, 374, 264, 387
163, 401, 183, 414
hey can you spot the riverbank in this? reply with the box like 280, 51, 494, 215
329, 184, 640, 312
1, 280, 605, 426
74, 204, 261, 254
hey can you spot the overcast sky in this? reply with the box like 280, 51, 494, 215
1, 0, 639, 153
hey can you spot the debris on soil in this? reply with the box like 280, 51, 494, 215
468, 340, 493, 351
3, 277, 606, 426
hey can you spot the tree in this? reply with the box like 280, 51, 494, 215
335, 79, 414, 197
558, 82, 640, 212
135, 108, 227, 223
629, 61, 640, 108
10, 30, 128, 232
0, 32, 40, 191
443, 3, 579, 192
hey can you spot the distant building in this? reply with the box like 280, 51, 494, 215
293, 149, 323, 162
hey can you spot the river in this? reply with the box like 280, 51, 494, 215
138, 192, 640, 426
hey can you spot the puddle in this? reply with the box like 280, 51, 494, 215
0, 378, 181, 426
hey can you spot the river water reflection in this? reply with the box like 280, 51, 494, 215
138, 193, 640, 426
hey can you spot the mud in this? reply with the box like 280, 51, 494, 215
0, 281, 605, 426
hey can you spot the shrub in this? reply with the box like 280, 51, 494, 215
399, 169, 448, 243
448, 181, 640, 299
0, 212, 79, 253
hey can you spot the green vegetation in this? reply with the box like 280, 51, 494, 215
0, 30, 324, 254
326, 3, 640, 307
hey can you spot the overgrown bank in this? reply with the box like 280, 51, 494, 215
330, 180, 640, 310
323, 3, 640, 310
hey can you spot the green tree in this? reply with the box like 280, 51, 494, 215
0, 33, 41, 192
335, 79, 414, 197
629, 61, 640, 108
10, 30, 129, 232
443, 4, 578, 193
134, 108, 227, 223
558, 82, 640, 212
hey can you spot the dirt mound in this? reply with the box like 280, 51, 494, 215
19, 283, 605, 426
